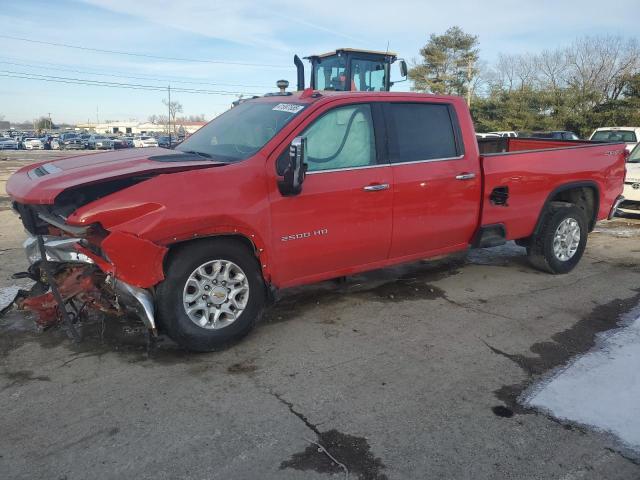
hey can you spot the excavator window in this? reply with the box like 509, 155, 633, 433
314, 56, 347, 91
351, 59, 387, 92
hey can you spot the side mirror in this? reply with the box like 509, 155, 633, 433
399, 59, 408, 78
277, 136, 307, 196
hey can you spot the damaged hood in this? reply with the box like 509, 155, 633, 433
6, 147, 224, 204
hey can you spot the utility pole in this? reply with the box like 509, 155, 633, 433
466, 58, 473, 107
47, 112, 52, 132
96, 105, 99, 126
168, 84, 172, 148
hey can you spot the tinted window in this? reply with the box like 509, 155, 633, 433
302, 104, 376, 172
388, 103, 458, 163
591, 130, 637, 142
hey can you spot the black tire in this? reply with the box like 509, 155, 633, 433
156, 238, 266, 351
527, 202, 588, 274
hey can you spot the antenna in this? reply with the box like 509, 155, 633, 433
385, 40, 389, 54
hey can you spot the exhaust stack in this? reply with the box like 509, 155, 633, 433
294, 54, 305, 91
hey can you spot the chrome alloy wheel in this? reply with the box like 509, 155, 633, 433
553, 217, 581, 261
182, 260, 250, 329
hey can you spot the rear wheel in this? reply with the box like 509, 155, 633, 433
527, 202, 588, 274
156, 239, 266, 351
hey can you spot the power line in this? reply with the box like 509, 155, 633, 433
0, 70, 262, 96
0, 34, 290, 68
0, 57, 274, 89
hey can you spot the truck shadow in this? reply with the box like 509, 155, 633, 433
1, 243, 535, 361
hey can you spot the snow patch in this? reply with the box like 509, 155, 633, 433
0, 285, 21, 310
524, 309, 640, 454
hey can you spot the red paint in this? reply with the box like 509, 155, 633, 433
100, 231, 167, 288
21, 266, 118, 327
6, 91, 626, 291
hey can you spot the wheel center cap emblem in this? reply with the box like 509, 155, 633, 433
210, 286, 228, 304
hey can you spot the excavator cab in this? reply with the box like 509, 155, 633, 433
294, 48, 407, 92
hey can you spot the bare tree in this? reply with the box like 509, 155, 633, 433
565, 36, 640, 104
513, 53, 539, 91
162, 99, 183, 134
538, 49, 567, 92
491, 53, 518, 92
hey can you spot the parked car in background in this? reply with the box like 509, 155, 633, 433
78, 133, 91, 149
59, 133, 84, 150
50, 138, 60, 150
589, 127, 640, 152
121, 136, 135, 148
157, 135, 178, 148
40, 135, 54, 150
488, 131, 518, 138
133, 135, 159, 148
109, 136, 129, 149
0, 137, 19, 150
23, 138, 44, 150
529, 131, 580, 141
476, 133, 501, 139
620, 143, 640, 213
87, 135, 114, 150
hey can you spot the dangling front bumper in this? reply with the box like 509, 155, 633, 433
21, 235, 157, 334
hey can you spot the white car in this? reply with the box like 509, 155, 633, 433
620, 144, 640, 213
133, 136, 159, 148
488, 131, 518, 138
589, 127, 640, 152
23, 138, 44, 150
476, 133, 501, 139
0, 137, 18, 150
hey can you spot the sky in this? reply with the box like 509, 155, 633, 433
0, 0, 638, 124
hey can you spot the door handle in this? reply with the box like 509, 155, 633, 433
363, 183, 390, 191
455, 173, 476, 181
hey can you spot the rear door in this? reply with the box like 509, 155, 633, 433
269, 102, 392, 286
385, 101, 481, 257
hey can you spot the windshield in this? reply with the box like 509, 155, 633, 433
175, 101, 306, 162
591, 130, 637, 142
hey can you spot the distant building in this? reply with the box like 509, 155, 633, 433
75, 120, 208, 135
179, 121, 208, 134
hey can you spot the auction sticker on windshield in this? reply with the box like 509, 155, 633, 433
272, 103, 305, 113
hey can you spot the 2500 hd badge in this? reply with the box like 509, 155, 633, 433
281, 228, 328, 242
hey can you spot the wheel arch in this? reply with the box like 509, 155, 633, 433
533, 181, 600, 237
163, 232, 272, 284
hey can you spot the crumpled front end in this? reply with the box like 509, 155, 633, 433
14, 204, 164, 334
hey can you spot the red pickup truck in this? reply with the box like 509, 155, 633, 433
7, 90, 626, 351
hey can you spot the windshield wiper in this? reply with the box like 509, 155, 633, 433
182, 150, 212, 159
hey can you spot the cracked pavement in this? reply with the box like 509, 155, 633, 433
1, 151, 640, 479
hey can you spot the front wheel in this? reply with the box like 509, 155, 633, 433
156, 239, 266, 351
527, 202, 588, 274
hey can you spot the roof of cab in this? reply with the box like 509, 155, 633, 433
249, 90, 460, 106
310, 48, 398, 58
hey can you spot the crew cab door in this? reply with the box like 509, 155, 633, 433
269, 103, 392, 287
384, 102, 481, 257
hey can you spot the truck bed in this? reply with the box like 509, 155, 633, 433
478, 137, 626, 241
